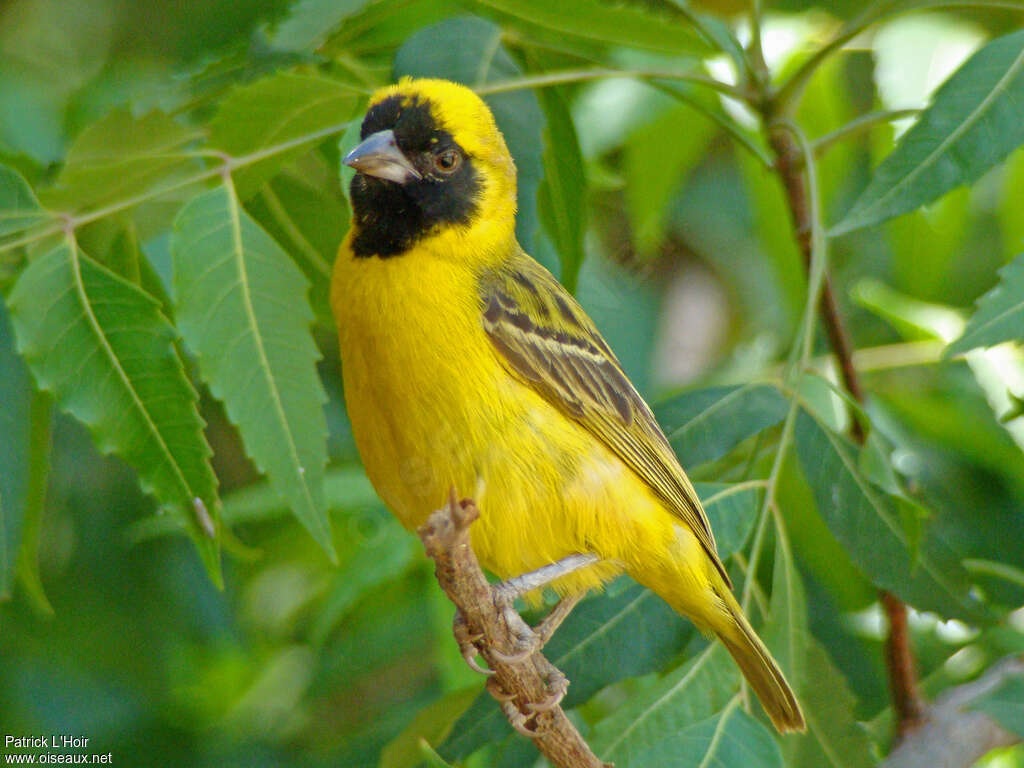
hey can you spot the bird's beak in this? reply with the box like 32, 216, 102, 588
343, 129, 422, 184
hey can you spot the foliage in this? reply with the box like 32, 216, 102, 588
2, 1, 1024, 767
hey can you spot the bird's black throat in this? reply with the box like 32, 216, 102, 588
350, 95, 481, 259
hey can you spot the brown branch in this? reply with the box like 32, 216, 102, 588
881, 655, 1024, 768
418, 496, 610, 768
767, 123, 923, 737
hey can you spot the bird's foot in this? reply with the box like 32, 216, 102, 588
486, 670, 570, 735
524, 669, 569, 714
453, 610, 493, 676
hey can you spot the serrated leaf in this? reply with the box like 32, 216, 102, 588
592, 644, 739, 765
947, 251, 1024, 355
440, 581, 694, 760
40, 110, 201, 213
394, 17, 544, 253
791, 639, 876, 768
536, 87, 586, 293
172, 185, 334, 560
466, 0, 711, 56
794, 407, 983, 621
7, 240, 220, 578
833, 29, 1024, 235
625, 103, 715, 257
208, 73, 361, 199
655, 383, 789, 467
971, 675, 1024, 737
0, 163, 48, 238
632, 701, 783, 768
245, 155, 348, 325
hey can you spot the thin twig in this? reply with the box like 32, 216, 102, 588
766, 110, 924, 737
418, 496, 610, 768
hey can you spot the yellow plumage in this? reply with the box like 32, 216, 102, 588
332, 77, 804, 732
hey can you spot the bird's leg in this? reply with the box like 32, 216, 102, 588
489, 553, 601, 665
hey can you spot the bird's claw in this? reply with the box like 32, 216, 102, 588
454, 610, 493, 676
524, 671, 569, 714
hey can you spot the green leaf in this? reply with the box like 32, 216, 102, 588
632, 701, 783, 768
171, 185, 334, 561
0, 301, 33, 600
655, 383, 789, 467
695, 482, 758, 559
832, 29, 1024, 235
789, 639, 876, 768
440, 581, 694, 760
208, 73, 361, 200
379, 688, 479, 768
592, 644, 739, 765
971, 675, 1024, 738
40, 109, 200, 214
394, 17, 545, 253
536, 87, 586, 293
245, 155, 348, 325
311, 510, 418, 645
765, 535, 807, 700
794, 407, 983, 621
0, 163, 48, 238
265, 0, 374, 51
947, 251, 1024, 355
14, 389, 54, 616
7, 240, 221, 579
625, 103, 715, 257
466, 0, 711, 56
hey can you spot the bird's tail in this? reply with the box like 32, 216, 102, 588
713, 585, 805, 733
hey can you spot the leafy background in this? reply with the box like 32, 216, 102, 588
1, 0, 1024, 766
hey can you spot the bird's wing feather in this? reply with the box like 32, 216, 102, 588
479, 253, 730, 587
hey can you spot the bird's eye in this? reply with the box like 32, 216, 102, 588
434, 149, 461, 173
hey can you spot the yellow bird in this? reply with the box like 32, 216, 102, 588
332, 77, 804, 733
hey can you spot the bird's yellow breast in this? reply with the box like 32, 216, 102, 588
331, 241, 682, 594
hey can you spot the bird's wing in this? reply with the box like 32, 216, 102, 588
479, 253, 730, 587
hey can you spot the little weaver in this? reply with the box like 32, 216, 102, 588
332, 77, 804, 732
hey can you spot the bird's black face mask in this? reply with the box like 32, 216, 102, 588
346, 95, 481, 258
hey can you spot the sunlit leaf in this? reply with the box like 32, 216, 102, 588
41, 110, 201, 213
0, 163, 49, 238
833, 29, 1024, 235
947, 251, 1024, 355
209, 73, 361, 199
656, 383, 789, 467
245, 154, 348, 325
265, 0, 374, 51
536, 87, 586, 292
7, 240, 220, 578
172, 185, 334, 560
794, 407, 983, 621
466, 0, 711, 56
